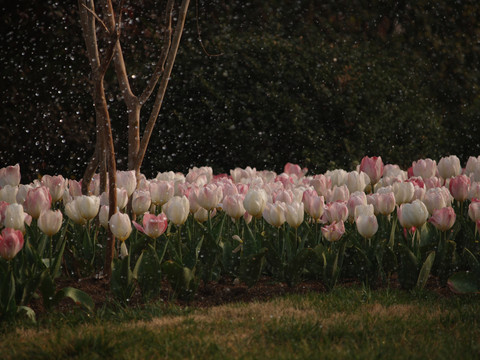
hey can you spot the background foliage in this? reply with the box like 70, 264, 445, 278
1, 0, 479, 181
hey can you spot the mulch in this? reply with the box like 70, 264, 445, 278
27, 274, 454, 317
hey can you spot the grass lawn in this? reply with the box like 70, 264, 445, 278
1, 285, 479, 359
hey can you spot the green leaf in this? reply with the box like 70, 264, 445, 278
54, 287, 95, 313
285, 248, 314, 287
463, 248, 480, 275
417, 251, 436, 290
397, 244, 419, 290
17, 306, 36, 322
448, 272, 480, 294
111, 256, 136, 303
39, 270, 56, 310
134, 248, 163, 300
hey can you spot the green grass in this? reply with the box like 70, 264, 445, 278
1, 286, 480, 359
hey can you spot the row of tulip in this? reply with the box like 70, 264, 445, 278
1, 155, 480, 319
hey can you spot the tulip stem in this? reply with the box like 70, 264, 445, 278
177, 225, 182, 261
49, 235, 53, 276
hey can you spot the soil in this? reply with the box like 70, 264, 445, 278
28, 275, 454, 317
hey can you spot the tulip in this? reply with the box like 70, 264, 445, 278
99, 205, 110, 228
284, 163, 307, 178
230, 166, 256, 183
346, 171, 370, 194
194, 207, 215, 222
412, 158, 437, 179
24, 186, 52, 219
424, 177, 443, 190
360, 156, 384, 185
468, 200, 480, 222
393, 181, 414, 205
383, 164, 407, 180
68, 179, 83, 197
412, 185, 426, 201
223, 194, 246, 220
325, 169, 348, 187
356, 214, 378, 238
0, 201, 8, 225
272, 189, 295, 204
0, 228, 24, 260
243, 188, 268, 218
4, 203, 28, 233
65, 200, 87, 225
347, 191, 367, 221
398, 199, 429, 228
132, 190, 152, 216
262, 202, 286, 228
38, 209, 63, 236
428, 207, 456, 232
197, 183, 223, 211
187, 185, 201, 214
149, 180, 174, 206
327, 185, 350, 203
303, 191, 325, 220
468, 182, 480, 200
109, 212, 132, 241
448, 175, 470, 202
286, 201, 304, 229
0, 184, 18, 204
438, 155, 461, 179
0, 164, 21, 187
423, 187, 452, 215
321, 220, 345, 242
324, 201, 349, 223
116, 170, 137, 196
41, 174, 67, 202
16, 184, 34, 205
354, 204, 374, 221
133, 213, 168, 239
76, 195, 100, 220
376, 192, 396, 215
310, 174, 331, 196
163, 196, 190, 226
465, 156, 480, 176
186, 166, 213, 184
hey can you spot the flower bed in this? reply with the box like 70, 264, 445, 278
1, 155, 480, 320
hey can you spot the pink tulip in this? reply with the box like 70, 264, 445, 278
412, 158, 437, 179
149, 180, 174, 206
423, 187, 452, 215
0, 201, 8, 225
327, 184, 350, 203
133, 213, 168, 239
347, 192, 367, 221
41, 175, 67, 203
303, 191, 325, 220
223, 194, 246, 220
449, 175, 470, 201
309, 174, 331, 196
24, 186, 52, 219
116, 170, 137, 196
468, 200, 480, 222
272, 189, 295, 204
428, 207, 456, 232
360, 156, 384, 185
321, 220, 345, 242
468, 182, 480, 200
68, 179, 83, 197
376, 192, 396, 215
131, 190, 152, 216
284, 163, 307, 178
424, 177, 443, 190
0, 164, 21, 187
325, 201, 349, 223
0, 228, 24, 260
196, 183, 223, 211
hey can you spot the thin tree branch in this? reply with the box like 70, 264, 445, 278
135, 0, 191, 170
82, 2, 109, 33
138, 0, 175, 105
196, 0, 223, 57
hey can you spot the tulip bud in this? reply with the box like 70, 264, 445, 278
41, 174, 67, 202
346, 171, 370, 193
65, 199, 87, 225
325, 169, 348, 187
99, 205, 110, 228
109, 212, 132, 241
0, 228, 24, 260
149, 180, 174, 206
197, 183, 223, 211
324, 201, 348, 223
116, 170, 137, 196
38, 209, 63, 236
393, 182, 414, 205
376, 192, 396, 215
354, 204, 374, 221
0, 185, 18, 204
347, 191, 367, 221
